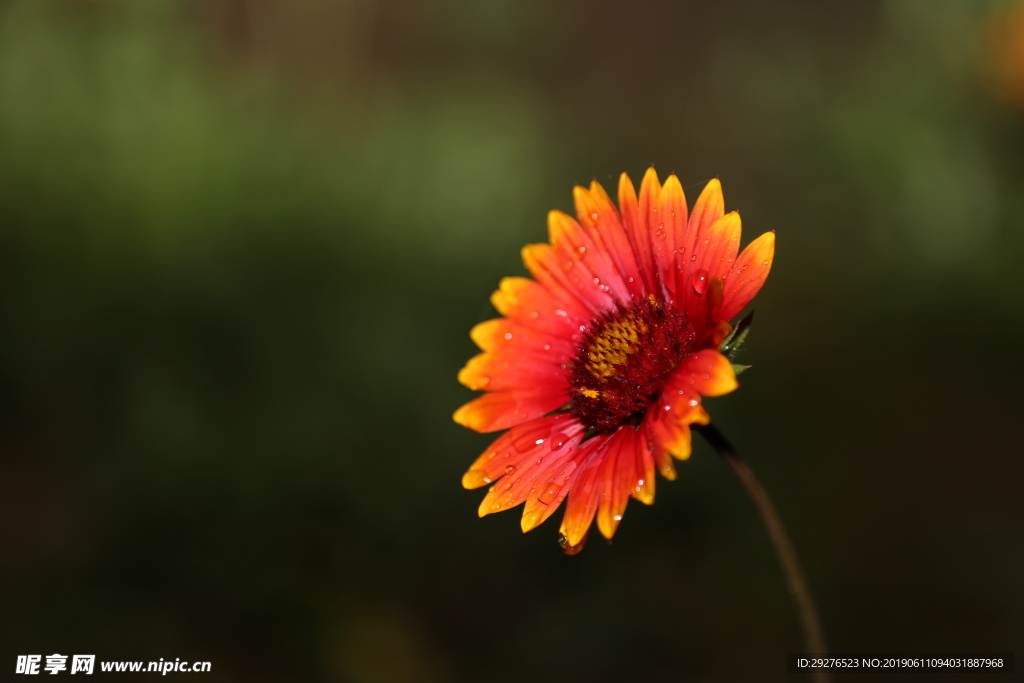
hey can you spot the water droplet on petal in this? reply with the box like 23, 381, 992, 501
691, 269, 709, 295
550, 433, 568, 450
538, 481, 562, 505
505, 465, 516, 475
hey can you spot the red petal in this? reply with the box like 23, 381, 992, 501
462, 414, 582, 488
472, 418, 586, 518
521, 242, 615, 315
573, 182, 646, 301
548, 210, 630, 306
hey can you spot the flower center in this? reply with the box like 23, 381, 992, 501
568, 298, 696, 433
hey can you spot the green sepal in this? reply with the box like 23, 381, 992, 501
731, 363, 751, 376
719, 310, 754, 360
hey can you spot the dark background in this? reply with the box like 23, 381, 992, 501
1, 1, 1022, 681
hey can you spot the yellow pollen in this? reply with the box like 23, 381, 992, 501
580, 388, 601, 399
583, 312, 648, 380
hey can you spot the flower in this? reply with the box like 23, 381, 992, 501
454, 169, 774, 553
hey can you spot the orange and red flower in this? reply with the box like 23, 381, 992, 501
454, 169, 774, 553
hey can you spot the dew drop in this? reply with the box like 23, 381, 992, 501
538, 481, 562, 505
591, 212, 599, 220
550, 433, 568, 449
627, 276, 635, 283
555, 309, 568, 317
505, 465, 516, 475
504, 332, 513, 340
543, 344, 551, 350
578, 246, 586, 254
534, 438, 545, 445
688, 398, 699, 406
691, 269, 709, 295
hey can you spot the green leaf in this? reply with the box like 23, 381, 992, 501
720, 310, 754, 360
731, 363, 751, 375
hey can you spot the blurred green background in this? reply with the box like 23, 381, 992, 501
2, 0, 1022, 681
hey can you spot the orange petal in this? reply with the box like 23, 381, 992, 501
694, 211, 742, 285
630, 426, 656, 505
462, 414, 582, 488
677, 349, 738, 397
573, 182, 645, 301
651, 174, 688, 301
490, 276, 587, 337
596, 428, 641, 539
475, 423, 584, 518
721, 231, 775, 322
548, 210, 629, 305
645, 373, 712, 460
618, 172, 658, 294
687, 178, 726, 244
457, 351, 567, 391
651, 437, 677, 480
557, 439, 608, 547
453, 387, 568, 433
469, 319, 575, 358
637, 168, 668, 297
521, 242, 615, 315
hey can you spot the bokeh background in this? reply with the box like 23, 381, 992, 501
2, 0, 1023, 681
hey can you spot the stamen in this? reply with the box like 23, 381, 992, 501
567, 298, 696, 432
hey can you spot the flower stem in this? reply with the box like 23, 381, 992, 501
696, 422, 831, 683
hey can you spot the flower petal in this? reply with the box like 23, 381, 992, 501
453, 387, 568, 433
677, 349, 739, 397
695, 211, 742, 284
688, 178, 726, 245
573, 182, 646, 301
469, 319, 576, 358
637, 167, 670, 297
548, 209, 630, 306
462, 414, 582, 488
472, 418, 586, 518
555, 440, 608, 547
595, 427, 643, 539
652, 174, 689, 303
617, 172, 658, 294
721, 231, 775, 322
490, 276, 588, 336
522, 242, 615, 315
457, 352, 567, 392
